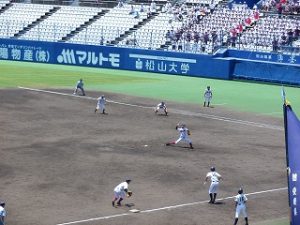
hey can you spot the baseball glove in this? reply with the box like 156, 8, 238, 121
188, 130, 191, 135
127, 191, 133, 197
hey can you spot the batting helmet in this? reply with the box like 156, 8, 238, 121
210, 167, 215, 172
0, 201, 5, 207
238, 188, 243, 194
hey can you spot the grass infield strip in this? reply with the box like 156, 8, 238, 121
1, 60, 300, 116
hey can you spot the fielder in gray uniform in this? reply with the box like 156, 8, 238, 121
73, 79, 85, 96
204, 167, 222, 203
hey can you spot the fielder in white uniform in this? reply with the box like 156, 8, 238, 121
95, 95, 106, 114
166, 124, 193, 149
112, 179, 131, 207
203, 86, 212, 107
204, 167, 222, 203
155, 101, 168, 116
0, 202, 6, 225
234, 188, 249, 225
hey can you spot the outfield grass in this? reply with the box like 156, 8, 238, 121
1, 60, 300, 117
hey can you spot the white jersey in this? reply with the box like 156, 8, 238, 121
114, 182, 128, 193
177, 127, 189, 138
206, 171, 221, 182
204, 89, 212, 98
0, 205, 6, 222
235, 193, 247, 206
97, 97, 106, 105
157, 103, 166, 109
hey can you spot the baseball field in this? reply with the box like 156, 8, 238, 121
1, 60, 299, 225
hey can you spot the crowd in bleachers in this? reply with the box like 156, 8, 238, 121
260, 0, 300, 15
0, 1, 299, 54
158, 1, 262, 53
157, 0, 300, 53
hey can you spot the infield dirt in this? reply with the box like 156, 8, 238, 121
0, 89, 288, 225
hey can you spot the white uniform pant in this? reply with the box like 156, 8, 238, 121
156, 106, 166, 112
96, 103, 105, 111
175, 136, 192, 144
114, 191, 125, 199
204, 96, 212, 103
209, 181, 219, 194
235, 204, 247, 218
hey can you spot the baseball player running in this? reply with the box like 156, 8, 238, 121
166, 123, 193, 149
203, 86, 212, 107
234, 188, 249, 225
204, 167, 222, 204
112, 179, 132, 207
155, 101, 168, 116
73, 79, 85, 96
95, 95, 107, 114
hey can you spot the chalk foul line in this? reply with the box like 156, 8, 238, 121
56, 187, 287, 225
18, 86, 283, 131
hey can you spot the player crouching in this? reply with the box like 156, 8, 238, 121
155, 101, 168, 116
166, 123, 193, 149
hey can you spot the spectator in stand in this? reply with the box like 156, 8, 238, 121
209, 0, 216, 13
253, 10, 259, 24
281, 32, 287, 45
294, 26, 300, 40
272, 37, 279, 51
129, 5, 135, 15
203, 31, 209, 45
140, 3, 144, 12
230, 28, 237, 47
178, 38, 183, 51
244, 17, 252, 27
194, 31, 200, 43
150, 0, 156, 13
287, 28, 294, 45
165, 1, 172, 13
166, 30, 171, 41
276, 2, 283, 17
147, 6, 151, 18
117, 0, 124, 8
100, 36, 104, 45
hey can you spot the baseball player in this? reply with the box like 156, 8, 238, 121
112, 179, 132, 207
95, 95, 106, 114
166, 123, 193, 149
0, 201, 6, 225
73, 78, 85, 96
234, 188, 249, 225
203, 86, 212, 107
204, 167, 222, 204
155, 101, 168, 116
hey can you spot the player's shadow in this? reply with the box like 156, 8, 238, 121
156, 114, 168, 117
125, 203, 135, 208
167, 145, 196, 151
213, 201, 224, 205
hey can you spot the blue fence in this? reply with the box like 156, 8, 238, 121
0, 38, 299, 85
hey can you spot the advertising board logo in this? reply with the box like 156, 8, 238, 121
57, 49, 76, 64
